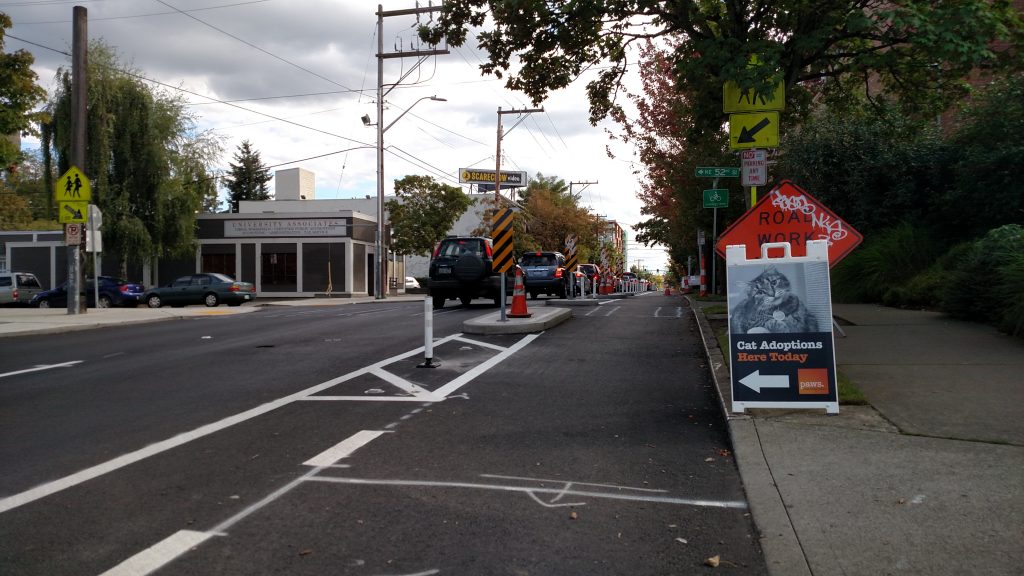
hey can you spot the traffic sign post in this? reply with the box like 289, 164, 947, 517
741, 149, 767, 187
703, 189, 729, 209
726, 240, 839, 414
729, 112, 779, 149
491, 208, 515, 322
696, 167, 739, 178
716, 180, 864, 267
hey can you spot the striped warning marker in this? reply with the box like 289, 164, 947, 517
491, 208, 515, 273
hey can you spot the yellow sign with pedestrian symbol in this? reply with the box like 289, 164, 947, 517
59, 201, 88, 224
729, 112, 779, 149
723, 81, 785, 113
54, 166, 92, 202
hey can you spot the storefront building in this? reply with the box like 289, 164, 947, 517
194, 211, 381, 297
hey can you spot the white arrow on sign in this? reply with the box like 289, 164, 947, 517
739, 370, 790, 392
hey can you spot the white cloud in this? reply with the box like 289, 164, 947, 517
7, 0, 668, 272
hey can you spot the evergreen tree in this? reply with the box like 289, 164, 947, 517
224, 140, 272, 212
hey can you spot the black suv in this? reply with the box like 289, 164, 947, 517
428, 236, 511, 309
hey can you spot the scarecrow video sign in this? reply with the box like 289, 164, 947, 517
726, 240, 839, 414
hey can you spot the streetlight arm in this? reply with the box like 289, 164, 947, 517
383, 95, 446, 134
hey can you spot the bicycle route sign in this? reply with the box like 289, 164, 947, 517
703, 189, 729, 209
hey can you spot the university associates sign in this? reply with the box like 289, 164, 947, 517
225, 219, 347, 238
716, 180, 863, 267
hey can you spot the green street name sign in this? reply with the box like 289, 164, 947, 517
696, 167, 740, 178
703, 189, 729, 209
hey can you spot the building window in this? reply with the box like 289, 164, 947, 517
261, 251, 297, 292
202, 253, 236, 278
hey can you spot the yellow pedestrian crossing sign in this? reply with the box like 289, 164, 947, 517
54, 166, 92, 202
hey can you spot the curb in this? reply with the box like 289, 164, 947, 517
688, 296, 812, 576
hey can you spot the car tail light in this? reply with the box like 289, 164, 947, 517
250, 286, 256, 293
229, 284, 241, 292
554, 269, 562, 279
119, 285, 130, 293
484, 241, 493, 258
12, 289, 18, 300
432, 242, 441, 258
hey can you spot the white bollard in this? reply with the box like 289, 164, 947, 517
418, 296, 438, 368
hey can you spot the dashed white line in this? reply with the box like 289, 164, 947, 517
303, 430, 391, 467
100, 530, 214, 576
0, 361, 83, 380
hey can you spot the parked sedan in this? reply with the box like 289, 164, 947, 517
143, 273, 256, 308
31, 276, 145, 309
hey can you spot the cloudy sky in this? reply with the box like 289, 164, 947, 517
5, 0, 670, 273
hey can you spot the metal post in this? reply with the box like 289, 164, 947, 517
374, 5, 385, 300
417, 296, 438, 368
69, 6, 87, 315
496, 108, 506, 321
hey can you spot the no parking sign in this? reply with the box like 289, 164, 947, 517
726, 240, 839, 414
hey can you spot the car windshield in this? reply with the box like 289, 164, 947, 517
439, 240, 483, 258
520, 254, 556, 266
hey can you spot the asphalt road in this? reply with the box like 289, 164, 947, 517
0, 295, 768, 575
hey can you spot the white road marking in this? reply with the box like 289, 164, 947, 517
369, 367, 436, 399
305, 396, 435, 402
0, 332, 534, 514
304, 430, 391, 467
100, 530, 214, 576
431, 333, 539, 398
0, 361, 82, 380
604, 306, 620, 317
453, 335, 509, 352
654, 307, 662, 317
308, 476, 747, 509
102, 352, 125, 359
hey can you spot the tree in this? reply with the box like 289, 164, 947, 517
421, 1, 1023, 134
386, 175, 473, 256
41, 41, 223, 274
0, 13, 48, 174
224, 140, 272, 212
518, 174, 601, 261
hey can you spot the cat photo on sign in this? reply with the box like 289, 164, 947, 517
728, 263, 830, 334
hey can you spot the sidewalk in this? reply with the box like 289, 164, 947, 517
0, 295, 425, 338
692, 300, 1024, 576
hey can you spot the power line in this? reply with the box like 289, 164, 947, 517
153, 0, 354, 92
7, 0, 273, 25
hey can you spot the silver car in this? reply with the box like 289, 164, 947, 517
0, 272, 44, 306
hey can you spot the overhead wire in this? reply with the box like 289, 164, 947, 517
8, 0, 273, 25
152, 0, 355, 92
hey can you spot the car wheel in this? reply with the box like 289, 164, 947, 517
432, 294, 446, 310
98, 294, 113, 308
147, 295, 162, 308
453, 254, 486, 282
37, 299, 50, 309
459, 294, 473, 306
204, 293, 220, 307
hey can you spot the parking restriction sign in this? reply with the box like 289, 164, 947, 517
66, 223, 82, 245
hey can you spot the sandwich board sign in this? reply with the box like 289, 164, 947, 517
726, 240, 838, 414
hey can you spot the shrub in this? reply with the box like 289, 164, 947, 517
941, 224, 1024, 327
831, 222, 945, 303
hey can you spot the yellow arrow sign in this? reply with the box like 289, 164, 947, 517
729, 112, 779, 149
54, 166, 92, 202
59, 201, 89, 224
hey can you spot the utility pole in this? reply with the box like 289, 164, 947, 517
374, 3, 448, 300
69, 6, 87, 315
495, 106, 542, 321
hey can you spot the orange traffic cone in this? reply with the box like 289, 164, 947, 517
508, 265, 532, 318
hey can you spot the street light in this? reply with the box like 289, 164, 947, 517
372, 95, 446, 299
